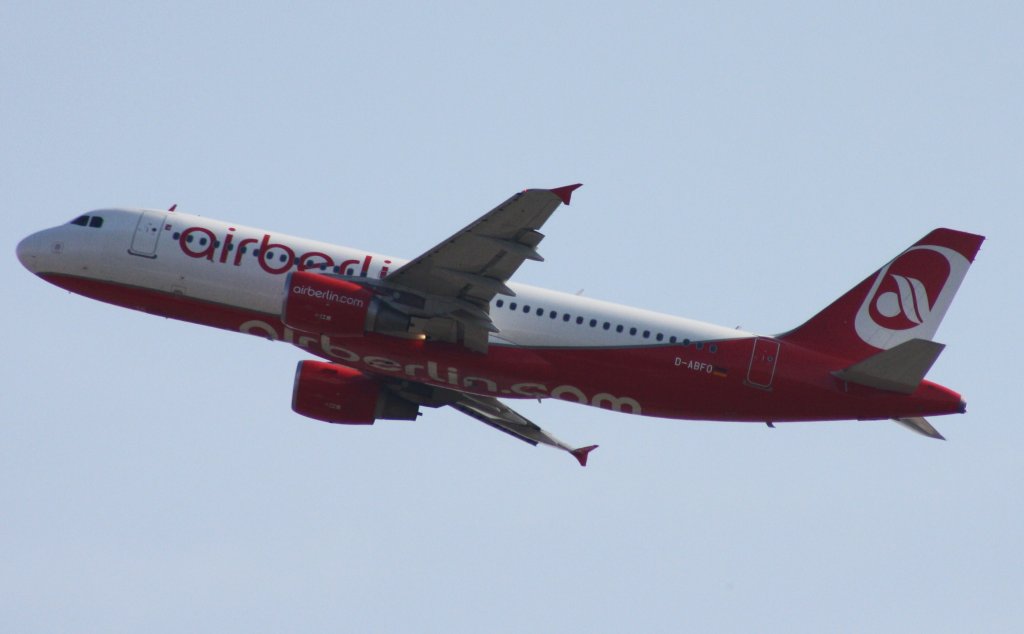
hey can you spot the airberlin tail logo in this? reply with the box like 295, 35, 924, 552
854, 244, 969, 348
876, 273, 933, 326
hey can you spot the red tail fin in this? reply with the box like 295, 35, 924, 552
779, 228, 984, 362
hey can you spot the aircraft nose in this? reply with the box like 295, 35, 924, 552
16, 233, 43, 272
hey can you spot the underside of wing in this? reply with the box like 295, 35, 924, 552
381, 377, 596, 466
451, 393, 598, 467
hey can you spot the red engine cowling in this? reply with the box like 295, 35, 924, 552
291, 360, 419, 425
283, 271, 373, 337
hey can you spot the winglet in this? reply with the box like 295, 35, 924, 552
570, 444, 598, 467
549, 183, 583, 206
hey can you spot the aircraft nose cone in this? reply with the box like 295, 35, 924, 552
16, 233, 41, 272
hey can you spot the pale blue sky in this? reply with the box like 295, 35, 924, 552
3, 2, 1022, 632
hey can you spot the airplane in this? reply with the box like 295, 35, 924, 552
16, 185, 984, 466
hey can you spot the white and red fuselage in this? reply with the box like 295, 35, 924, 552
17, 192, 984, 461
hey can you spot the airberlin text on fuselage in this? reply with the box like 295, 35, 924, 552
293, 284, 365, 307
240, 318, 643, 413
178, 226, 391, 277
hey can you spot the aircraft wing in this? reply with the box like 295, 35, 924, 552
381, 184, 581, 352
380, 378, 597, 466
450, 393, 598, 466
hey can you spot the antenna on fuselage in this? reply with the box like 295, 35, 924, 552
168, 204, 177, 212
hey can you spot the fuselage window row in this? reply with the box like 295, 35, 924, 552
493, 298, 704, 348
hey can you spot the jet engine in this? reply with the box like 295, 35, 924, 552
291, 360, 419, 425
282, 270, 408, 337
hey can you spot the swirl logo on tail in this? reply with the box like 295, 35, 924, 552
876, 274, 930, 325
855, 245, 969, 349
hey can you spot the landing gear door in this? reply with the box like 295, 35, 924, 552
129, 210, 166, 258
746, 338, 780, 389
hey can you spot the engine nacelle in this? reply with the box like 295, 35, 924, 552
282, 270, 407, 337
291, 360, 419, 425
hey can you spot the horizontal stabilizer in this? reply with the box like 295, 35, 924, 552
893, 416, 946, 440
833, 338, 945, 394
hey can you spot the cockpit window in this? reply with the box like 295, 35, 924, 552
69, 215, 105, 228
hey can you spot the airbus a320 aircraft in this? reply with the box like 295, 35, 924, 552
17, 185, 984, 465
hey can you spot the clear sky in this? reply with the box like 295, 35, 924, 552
3, 2, 1022, 632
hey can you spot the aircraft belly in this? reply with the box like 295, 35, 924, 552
34, 270, 965, 425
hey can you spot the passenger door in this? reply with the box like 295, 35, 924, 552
129, 210, 166, 258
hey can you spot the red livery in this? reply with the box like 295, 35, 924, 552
17, 187, 984, 464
